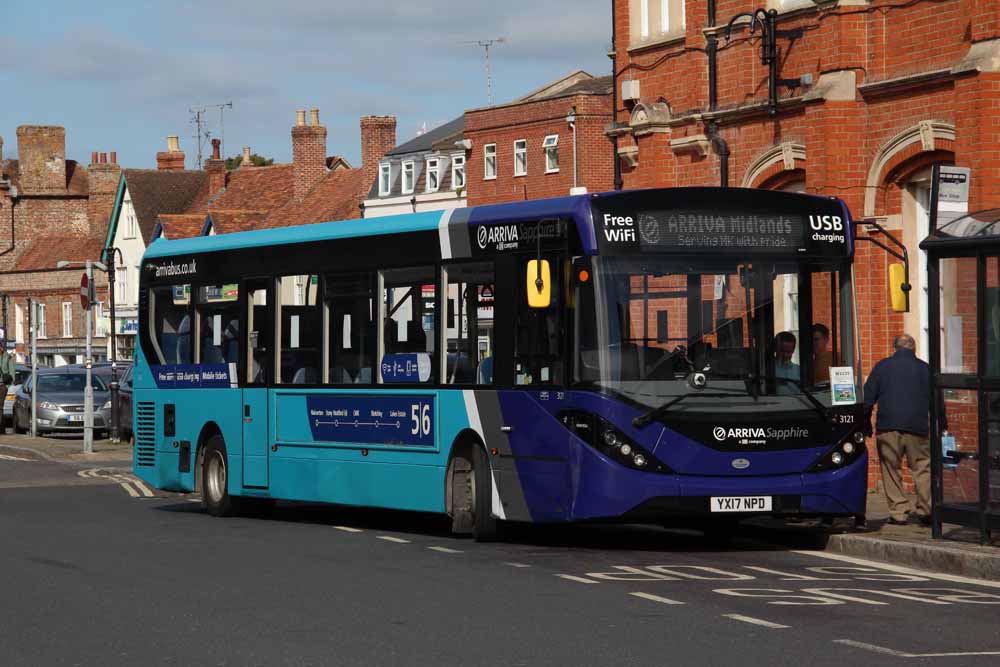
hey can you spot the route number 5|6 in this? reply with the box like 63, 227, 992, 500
411, 404, 432, 436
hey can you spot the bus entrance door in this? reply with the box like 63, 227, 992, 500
242, 280, 272, 488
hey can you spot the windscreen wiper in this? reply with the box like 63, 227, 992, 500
632, 391, 745, 428
757, 375, 831, 420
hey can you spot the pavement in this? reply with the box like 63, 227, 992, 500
2, 456, 1000, 665
1, 431, 997, 584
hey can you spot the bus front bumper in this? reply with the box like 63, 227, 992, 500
567, 449, 868, 522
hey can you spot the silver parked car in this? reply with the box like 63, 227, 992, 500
12, 369, 112, 437
3, 364, 32, 430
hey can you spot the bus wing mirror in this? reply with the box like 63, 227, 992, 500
526, 259, 551, 309
889, 263, 910, 313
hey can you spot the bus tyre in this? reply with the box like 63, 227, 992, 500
202, 436, 235, 517
471, 444, 499, 542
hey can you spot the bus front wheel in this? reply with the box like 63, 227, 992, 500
449, 442, 498, 542
203, 436, 235, 517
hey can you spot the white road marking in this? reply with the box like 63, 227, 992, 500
376, 535, 411, 544
795, 550, 1000, 589
723, 614, 789, 629
127, 477, 155, 497
334, 525, 363, 533
427, 546, 463, 554
186, 498, 202, 503
834, 639, 1000, 658
556, 574, 600, 584
629, 592, 684, 605
0, 453, 32, 461
77, 469, 98, 478
504, 562, 531, 568
117, 480, 139, 498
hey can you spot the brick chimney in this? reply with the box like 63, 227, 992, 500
360, 116, 397, 192
292, 108, 327, 202
205, 138, 226, 196
156, 135, 185, 171
88, 148, 123, 236
16, 126, 67, 194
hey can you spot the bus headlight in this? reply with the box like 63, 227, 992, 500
559, 410, 673, 474
807, 429, 867, 472
852, 431, 866, 444
831, 452, 844, 465
842, 442, 855, 455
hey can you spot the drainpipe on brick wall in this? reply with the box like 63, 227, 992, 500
610, 0, 623, 190
0, 184, 17, 259
708, 122, 729, 188
706, 2, 728, 187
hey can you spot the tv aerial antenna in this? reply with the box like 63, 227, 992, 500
460, 38, 506, 106
189, 101, 233, 166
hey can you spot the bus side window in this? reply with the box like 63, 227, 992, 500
276, 275, 321, 384
245, 284, 271, 384
380, 267, 437, 384
149, 284, 191, 365
443, 262, 494, 385
514, 257, 561, 385
194, 284, 240, 365
325, 272, 374, 384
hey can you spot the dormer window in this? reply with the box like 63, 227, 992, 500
402, 161, 415, 194
425, 158, 440, 192
543, 135, 560, 173
379, 163, 391, 196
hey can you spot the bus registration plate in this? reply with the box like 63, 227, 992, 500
710, 496, 772, 512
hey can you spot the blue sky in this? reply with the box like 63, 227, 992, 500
0, 1, 610, 169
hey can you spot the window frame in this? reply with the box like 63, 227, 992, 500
37, 303, 47, 339
425, 157, 440, 193
401, 160, 415, 194
543, 134, 560, 174
94, 301, 106, 337
513, 139, 527, 177
62, 302, 73, 338
377, 265, 440, 385
451, 154, 466, 190
378, 163, 392, 196
484, 143, 497, 180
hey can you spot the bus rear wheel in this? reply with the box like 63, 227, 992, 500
203, 436, 235, 517
449, 442, 498, 542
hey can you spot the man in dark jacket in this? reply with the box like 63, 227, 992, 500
863, 334, 932, 526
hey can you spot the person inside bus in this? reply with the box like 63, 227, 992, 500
812, 323, 833, 384
773, 331, 799, 395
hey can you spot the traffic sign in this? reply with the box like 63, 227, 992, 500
80, 272, 90, 310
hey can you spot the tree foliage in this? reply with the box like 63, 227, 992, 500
225, 153, 274, 170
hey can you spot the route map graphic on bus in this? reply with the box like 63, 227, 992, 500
305, 394, 435, 447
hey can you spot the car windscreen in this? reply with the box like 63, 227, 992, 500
36, 374, 108, 393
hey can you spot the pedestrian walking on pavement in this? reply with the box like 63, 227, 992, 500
0, 340, 12, 428
863, 334, 932, 526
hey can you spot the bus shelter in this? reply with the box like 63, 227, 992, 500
921, 209, 1000, 543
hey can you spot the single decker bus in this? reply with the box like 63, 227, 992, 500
133, 187, 867, 539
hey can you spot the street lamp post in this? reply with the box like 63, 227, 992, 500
106, 247, 123, 443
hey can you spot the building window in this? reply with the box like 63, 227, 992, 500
452, 155, 466, 190
115, 267, 128, 306
37, 304, 46, 339
379, 163, 391, 196
514, 139, 527, 177
123, 198, 137, 239
15, 304, 23, 343
62, 302, 72, 338
94, 302, 106, 337
484, 143, 497, 180
543, 135, 560, 173
402, 161, 415, 194
425, 158, 440, 192
632, 0, 685, 44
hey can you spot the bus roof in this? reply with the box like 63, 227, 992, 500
143, 188, 849, 260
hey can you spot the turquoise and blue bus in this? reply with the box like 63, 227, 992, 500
133, 187, 867, 538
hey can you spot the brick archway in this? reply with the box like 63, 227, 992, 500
741, 142, 806, 189
864, 120, 956, 217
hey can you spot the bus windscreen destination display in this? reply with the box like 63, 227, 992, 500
635, 210, 802, 251
592, 190, 851, 257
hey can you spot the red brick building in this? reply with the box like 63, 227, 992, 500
611, 0, 1000, 488
0, 127, 115, 365
465, 71, 614, 205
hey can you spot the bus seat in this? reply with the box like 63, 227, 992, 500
292, 367, 319, 384
477, 356, 494, 384
202, 344, 224, 364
